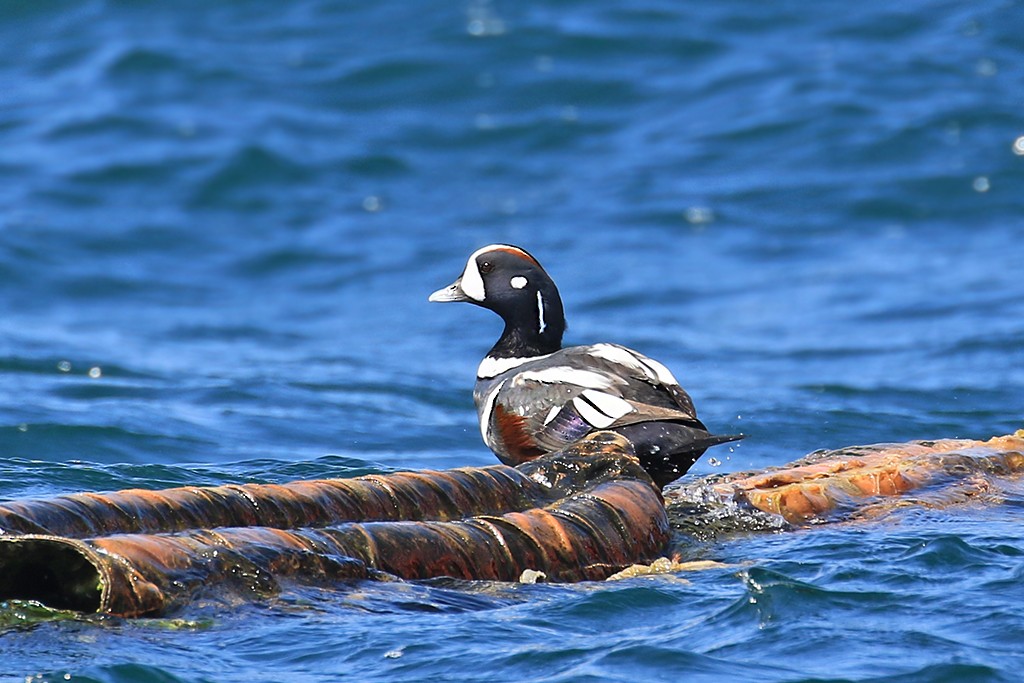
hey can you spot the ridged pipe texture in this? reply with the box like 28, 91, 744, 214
0, 433, 669, 616
4, 432, 1023, 617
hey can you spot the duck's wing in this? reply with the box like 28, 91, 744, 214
486, 345, 703, 457
559, 343, 699, 418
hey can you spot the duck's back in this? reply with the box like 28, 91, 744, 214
473, 343, 703, 466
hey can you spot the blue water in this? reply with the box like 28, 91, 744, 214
2, 0, 1023, 680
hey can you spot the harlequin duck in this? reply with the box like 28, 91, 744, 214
429, 244, 743, 487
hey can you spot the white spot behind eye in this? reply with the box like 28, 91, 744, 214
510, 276, 528, 289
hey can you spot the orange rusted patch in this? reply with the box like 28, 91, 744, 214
714, 434, 1024, 523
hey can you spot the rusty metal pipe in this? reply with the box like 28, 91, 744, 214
665, 433, 1024, 537
0, 465, 547, 539
4, 432, 1024, 617
0, 433, 669, 616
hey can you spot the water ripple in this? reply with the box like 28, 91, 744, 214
2, 0, 1024, 680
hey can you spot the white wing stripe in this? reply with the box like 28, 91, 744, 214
580, 389, 634, 419
636, 355, 679, 386
478, 379, 507, 446
514, 367, 615, 389
585, 343, 682, 387
572, 389, 633, 429
573, 395, 616, 428
587, 343, 656, 381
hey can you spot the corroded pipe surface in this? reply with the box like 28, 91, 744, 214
3, 432, 1024, 617
0, 433, 669, 616
0, 464, 546, 538
665, 433, 1024, 538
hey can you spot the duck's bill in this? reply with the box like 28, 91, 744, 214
428, 279, 471, 303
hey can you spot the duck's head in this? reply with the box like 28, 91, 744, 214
429, 244, 565, 357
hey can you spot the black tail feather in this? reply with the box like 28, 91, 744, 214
613, 422, 744, 487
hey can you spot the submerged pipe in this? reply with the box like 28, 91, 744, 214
2, 432, 1023, 617
713, 433, 1024, 522
0, 433, 669, 616
665, 433, 1024, 536
0, 463, 551, 539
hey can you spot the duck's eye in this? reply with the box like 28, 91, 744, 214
479, 261, 494, 274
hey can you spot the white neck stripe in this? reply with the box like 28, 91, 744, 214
477, 353, 553, 379
537, 291, 547, 334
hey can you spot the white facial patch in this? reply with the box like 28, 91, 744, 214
460, 251, 487, 302
536, 291, 547, 334
510, 276, 528, 289
459, 244, 527, 302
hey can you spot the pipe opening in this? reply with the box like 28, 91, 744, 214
0, 538, 102, 613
